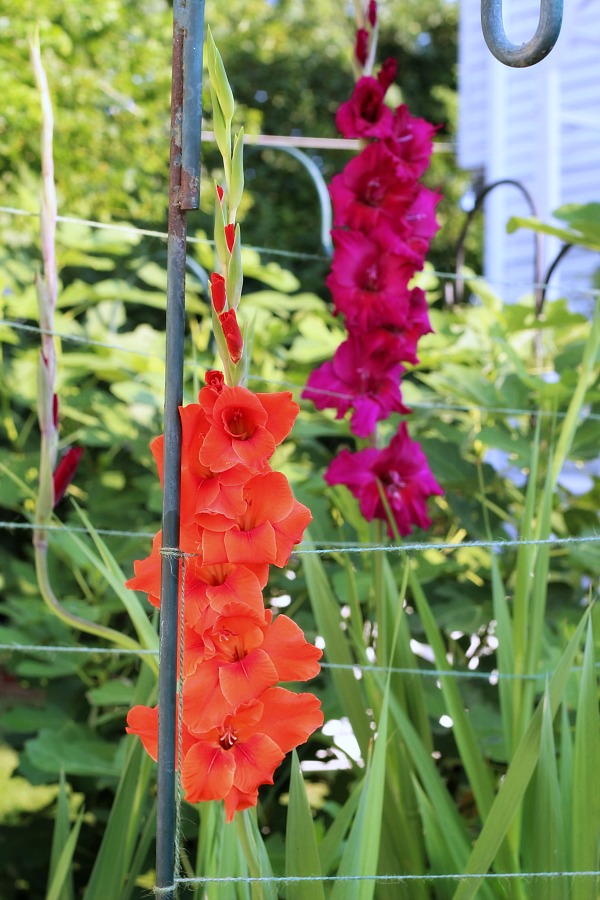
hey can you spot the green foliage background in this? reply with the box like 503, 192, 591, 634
1, 1, 599, 898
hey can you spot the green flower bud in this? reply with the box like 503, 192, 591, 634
228, 128, 245, 214
226, 223, 243, 309
213, 184, 229, 266
206, 28, 235, 125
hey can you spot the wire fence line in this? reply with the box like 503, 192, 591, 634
2, 518, 599, 554
2, 203, 600, 296
163, 869, 600, 888
1, 643, 597, 682
3, 316, 599, 421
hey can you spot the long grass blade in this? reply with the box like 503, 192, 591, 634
570, 619, 600, 900
285, 750, 326, 900
47, 771, 75, 900
330, 686, 389, 900
452, 609, 588, 900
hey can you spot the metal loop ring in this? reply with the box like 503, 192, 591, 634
481, 0, 563, 68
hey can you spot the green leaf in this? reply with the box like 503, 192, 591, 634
285, 750, 325, 900
25, 723, 124, 778
330, 687, 389, 900
527, 688, 567, 899
570, 620, 600, 900
46, 800, 84, 900
302, 538, 371, 757
452, 610, 588, 900
236, 808, 278, 900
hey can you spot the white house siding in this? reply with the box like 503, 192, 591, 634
458, 0, 600, 308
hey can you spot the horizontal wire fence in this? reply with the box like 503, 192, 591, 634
2, 202, 599, 894
3, 202, 600, 296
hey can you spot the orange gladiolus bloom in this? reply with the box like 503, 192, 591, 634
198, 385, 299, 473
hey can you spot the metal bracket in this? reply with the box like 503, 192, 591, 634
481, 0, 563, 68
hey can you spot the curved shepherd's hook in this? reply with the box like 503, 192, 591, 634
481, 0, 563, 67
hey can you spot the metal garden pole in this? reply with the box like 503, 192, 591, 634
156, 1, 204, 897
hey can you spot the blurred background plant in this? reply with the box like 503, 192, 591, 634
1, 1, 599, 898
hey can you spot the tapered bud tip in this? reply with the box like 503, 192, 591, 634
52, 446, 83, 507
52, 394, 59, 430
378, 58, 398, 91
216, 184, 224, 202
219, 309, 243, 364
225, 223, 236, 253
210, 272, 227, 313
368, 0, 377, 27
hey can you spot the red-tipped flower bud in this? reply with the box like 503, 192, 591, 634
210, 272, 227, 313
52, 394, 59, 430
52, 446, 83, 507
216, 184, 224, 202
219, 309, 243, 364
355, 28, 369, 67
224, 223, 236, 253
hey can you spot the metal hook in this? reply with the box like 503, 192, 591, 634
481, 0, 563, 68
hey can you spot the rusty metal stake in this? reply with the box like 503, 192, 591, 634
156, 1, 204, 896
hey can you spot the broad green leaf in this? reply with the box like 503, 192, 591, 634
25, 724, 124, 778
506, 215, 600, 252
285, 750, 325, 900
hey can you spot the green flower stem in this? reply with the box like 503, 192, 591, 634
33, 534, 142, 651
30, 38, 146, 658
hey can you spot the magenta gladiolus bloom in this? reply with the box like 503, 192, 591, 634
330, 142, 419, 235
325, 424, 443, 536
336, 77, 393, 139
384, 105, 439, 179
326, 228, 422, 331
302, 331, 410, 437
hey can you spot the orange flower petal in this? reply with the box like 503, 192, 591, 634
202, 530, 228, 566
183, 661, 235, 733
219, 649, 279, 709
261, 615, 322, 681
223, 786, 259, 823
181, 742, 235, 803
272, 500, 313, 567
231, 733, 284, 793
126, 705, 159, 761
254, 687, 323, 754
256, 391, 299, 446
206, 566, 266, 620
242, 471, 295, 525
224, 521, 278, 565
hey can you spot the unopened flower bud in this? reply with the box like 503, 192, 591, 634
355, 28, 369, 66
210, 272, 227, 313
53, 446, 83, 506
219, 309, 243, 364
225, 224, 236, 253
